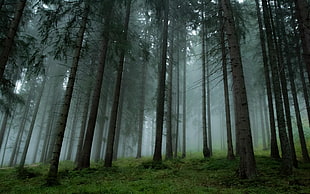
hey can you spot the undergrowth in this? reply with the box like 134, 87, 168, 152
0, 151, 309, 194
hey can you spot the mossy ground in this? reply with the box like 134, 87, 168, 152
0, 151, 309, 194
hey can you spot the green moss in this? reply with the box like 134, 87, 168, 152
0, 154, 309, 194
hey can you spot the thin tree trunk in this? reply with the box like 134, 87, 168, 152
77, 3, 113, 170
259, 97, 267, 150
47, 2, 89, 183
19, 78, 46, 169
0, 0, 27, 81
293, 21, 310, 126
104, 0, 131, 168
255, 0, 280, 159
201, 8, 210, 159
220, 0, 256, 179
136, 55, 147, 159
181, 29, 187, 159
262, 0, 293, 175
113, 88, 125, 161
9, 90, 33, 167
273, 0, 298, 167
174, 36, 180, 158
66, 95, 80, 161
153, 0, 169, 162
219, 6, 234, 159
166, 29, 174, 160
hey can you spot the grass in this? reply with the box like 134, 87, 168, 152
0, 151, 309, 194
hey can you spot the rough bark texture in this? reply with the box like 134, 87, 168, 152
104, 0, 131, 167
221, 0, 256, 179
153, 0, 169, 162
47, 3, 89, 183
0, 0, 27, 81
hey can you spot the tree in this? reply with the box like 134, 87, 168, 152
220, 0, 256, 179
76, 0, 114, 170
219, 3, 234, 160
201, 6, 210, 159
254, 0, 280, 159
0, 0, 27, 81
47, 1, 90, 183
153, 0, 169, 162
293, 0, 310, 82
261, 0, 293, 175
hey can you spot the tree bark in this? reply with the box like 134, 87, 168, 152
153, 0, 169, 162
219, 6, 234, 159
166, 29, 174, 160
104, 0, 131, 167
201, 8, 210, 159
0, 0, 27, 81
181, 29, 187, 159
47, 2, 89, 183
262, 0, 293, 175
254, 0, 280, 159
220, 0, 256, 179
76, 3, 113, 169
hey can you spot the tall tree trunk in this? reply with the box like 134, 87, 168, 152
220, 0, 256, 179
262, 0, 293, 175
153, 0, 169, 162
294, 0, 310, 82
174, 38, 180, 159
220, 6, 234, 159
19, 78, 46, 169
201, 9, 210, 159
273, 0, 298, 167
0, 0, 27, 81
166, 29, 174, 160
254, 0, 280, 159
259, 97, 267, 150
293, 20, 310, 126
47, 3, 89, 183
77, 3, 113, 170
136, 58, 147, 159
181, 29, 187, 159
104, 0, 131, 167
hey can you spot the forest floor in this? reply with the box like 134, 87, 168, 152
0, 151, 309, 194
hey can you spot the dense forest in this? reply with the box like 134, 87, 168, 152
0, 0, 310, 189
